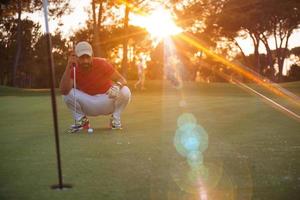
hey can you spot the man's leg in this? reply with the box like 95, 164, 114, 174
111, 86, 131, 127
63, 89, 86, 121
141, 72, 146, 90
63, 88, 131, 129
134, 74, 142, 89
63, 89, 115, 121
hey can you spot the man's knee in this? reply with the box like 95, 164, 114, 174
62, 88, 75, 103
120, 86, 131, 100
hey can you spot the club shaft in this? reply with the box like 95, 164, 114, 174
73, 65, 77, 124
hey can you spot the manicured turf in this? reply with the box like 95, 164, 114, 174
0, 81, 299, 200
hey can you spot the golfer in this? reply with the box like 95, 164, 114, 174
134, 56, 146, 90
60, 41, 131, 133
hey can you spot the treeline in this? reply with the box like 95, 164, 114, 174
0, 0, 300, 88
173, 0, 300, 82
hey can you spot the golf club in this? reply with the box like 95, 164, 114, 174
73, 62, 77, 126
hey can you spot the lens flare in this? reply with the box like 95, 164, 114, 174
163, 32, 256, 199
178, 33, 300, 121
171, 161, 224, 194
177, 113, 197, 128
174, 123, 209, 157
179, 99, 187, 108
164, 37, 183, 89
182, 132, 201, 151
187, 150, 204, 168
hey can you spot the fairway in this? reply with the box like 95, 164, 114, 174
0, 81, 299, 200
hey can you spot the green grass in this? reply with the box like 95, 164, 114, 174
0, 81, 299, 200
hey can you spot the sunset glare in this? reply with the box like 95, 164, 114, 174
131, 7, 182, 40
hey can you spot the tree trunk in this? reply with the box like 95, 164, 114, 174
97, 0, 104, 57
274, 22, 285, 80
249, 33, 261, 73
255, 34, 262, 74
277, 31, 292, 81
97, 0, 103, 28
234, 39, 248, 65
260, 34, 274, 69
92, 0, 101, 57
0, 67, 3, 85
122, 2, 130, 78
12, 0, 22, 87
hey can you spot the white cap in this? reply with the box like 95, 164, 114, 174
75, 41, 93, 57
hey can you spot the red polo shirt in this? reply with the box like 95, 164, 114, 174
70, 58, 115, 95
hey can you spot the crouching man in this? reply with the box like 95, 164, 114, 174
60, 41, 131, 133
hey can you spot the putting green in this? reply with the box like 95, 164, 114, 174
0, 81, 299, 200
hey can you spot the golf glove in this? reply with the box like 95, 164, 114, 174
106, 82, 122, 98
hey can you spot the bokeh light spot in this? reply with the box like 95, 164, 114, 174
177, 113, 197, 128
179, 99, 187, 108
187, 150, 204, 168
171, 161, 224, 194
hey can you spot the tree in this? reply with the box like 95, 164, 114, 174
0, 18, 41, 87
173, 0, 300, 81
204, 0, 265, 73
118, 0, 149, 78
0, 0, 70, 86
33, 32, 68, 88
259, 0, 300, 80
291, 46, 300, 56
91, 0, 115, 57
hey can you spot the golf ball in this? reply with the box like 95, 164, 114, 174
88, 128, 93, 133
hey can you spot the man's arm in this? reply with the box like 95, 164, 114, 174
110, 70, 127, 87
106, 69, 128, 98
59, 66, 73, 95
60, 52, 77, 95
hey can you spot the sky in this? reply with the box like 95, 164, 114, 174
31, 0, 300, 56
236, 29, 300, 56
29, 0, 90, 37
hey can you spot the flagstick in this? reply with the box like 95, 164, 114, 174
42, 0, 72, 190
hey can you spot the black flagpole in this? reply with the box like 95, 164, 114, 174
42, 0, 72, 190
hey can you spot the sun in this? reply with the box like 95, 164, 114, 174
131, 7, 182, 40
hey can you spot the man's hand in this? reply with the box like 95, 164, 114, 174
106, 84, 121, 98
67, 50, 78, 69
